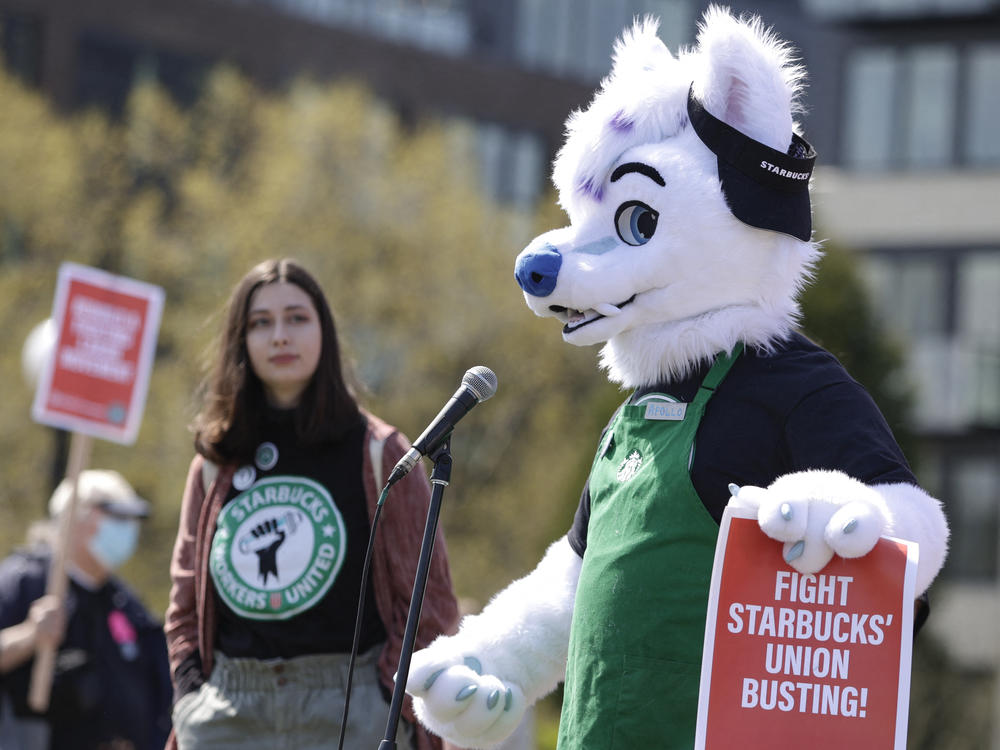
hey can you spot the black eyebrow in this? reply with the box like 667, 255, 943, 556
609, 162, 665, 186
249, 303, 310, 315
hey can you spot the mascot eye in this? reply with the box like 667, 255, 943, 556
614, 201, 659, 246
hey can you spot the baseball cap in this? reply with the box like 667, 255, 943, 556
48, 469, 150, 519
687, 84, 816, 242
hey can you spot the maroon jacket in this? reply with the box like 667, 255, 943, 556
164, 412, 459, 750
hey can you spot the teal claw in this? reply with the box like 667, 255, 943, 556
463, 656, 483, 674
784, 540, 805, 563
423, 669, 444, 691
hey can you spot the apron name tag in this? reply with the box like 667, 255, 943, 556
644, 402, 688, 421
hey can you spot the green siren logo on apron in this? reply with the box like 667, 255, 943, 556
616, 449, 643, 482
210, 476, 347, 620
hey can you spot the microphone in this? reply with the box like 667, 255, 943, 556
387, 366, 498, 486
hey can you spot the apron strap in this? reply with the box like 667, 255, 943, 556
695, 342, 744, 399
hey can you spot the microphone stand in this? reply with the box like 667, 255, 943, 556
378, 439, 452, 749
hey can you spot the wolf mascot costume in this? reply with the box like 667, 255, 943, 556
405, 7, 949, 748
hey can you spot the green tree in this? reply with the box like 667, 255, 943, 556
0, 62, 615, 615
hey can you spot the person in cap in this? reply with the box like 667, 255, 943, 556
0, 469, 172, 750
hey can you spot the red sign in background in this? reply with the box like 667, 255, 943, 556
696, 508, 916, 750
32, 264, 163, 444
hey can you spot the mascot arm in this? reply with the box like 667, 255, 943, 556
404, 536, 582, 749
730, 470, 948, 596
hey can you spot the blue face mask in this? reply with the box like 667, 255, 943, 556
88, 517, 140, 570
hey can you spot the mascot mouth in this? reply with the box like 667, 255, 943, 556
550, 295, 637, 334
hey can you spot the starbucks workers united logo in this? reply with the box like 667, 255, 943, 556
210, 476, 347, 620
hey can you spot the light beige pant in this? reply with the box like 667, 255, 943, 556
173, 647, 412, 750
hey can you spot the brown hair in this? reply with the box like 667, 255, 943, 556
192, 258, 362, 463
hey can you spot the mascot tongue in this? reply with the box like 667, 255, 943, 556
560, 296, 636, 332
563, 308, 601, 333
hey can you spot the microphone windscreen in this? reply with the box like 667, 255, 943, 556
463, 366, 498, 402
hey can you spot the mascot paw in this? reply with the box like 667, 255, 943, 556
405, 650, 526, 748
729, 471, 889, 576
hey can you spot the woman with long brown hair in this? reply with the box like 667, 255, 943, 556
164, 259, 458, 750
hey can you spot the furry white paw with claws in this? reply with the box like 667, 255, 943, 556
403, 537, 580, 748
405, 652, 526, 748
729, 470, 890, 576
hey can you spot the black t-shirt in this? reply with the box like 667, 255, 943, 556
0, 549, 172, 750
212, 410, 387, 659
568, 333, 917, 556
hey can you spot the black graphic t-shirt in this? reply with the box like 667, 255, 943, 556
212, 410, 387, 659
568, 332, 917, 556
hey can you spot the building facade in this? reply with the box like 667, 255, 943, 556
3, 0, 998, 745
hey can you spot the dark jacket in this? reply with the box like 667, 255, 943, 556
0, 547, 173, 750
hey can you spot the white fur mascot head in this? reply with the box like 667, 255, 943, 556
515, 6, 821, 386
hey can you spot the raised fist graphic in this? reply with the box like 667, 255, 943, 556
238, 512, 302, 584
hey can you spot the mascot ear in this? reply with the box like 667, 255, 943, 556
691, 6, 804, 153
609, 16, 674, 81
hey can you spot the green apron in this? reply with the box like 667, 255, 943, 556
557, 347, 741, 749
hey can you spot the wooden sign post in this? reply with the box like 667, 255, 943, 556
27, 432, 92, 712
27, 262, 163, 711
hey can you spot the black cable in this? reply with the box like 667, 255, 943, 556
337, 482, 391, 750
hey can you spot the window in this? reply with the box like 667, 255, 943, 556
843, 47, 897, 170
1, 11, 43, 86
515, 0, 692, 81
957, 251, 1000, 343
640, 0, 692, 52
249, 0, 472, 56
581, 0, 633, 81
903, 46, 957, 168
75, 33, 207, 116
843, 44, 958, 170
805, 0, 1000, 20
515, 0, 576, 76
965, 44, 1000, 165
476, 122, 546, 208
864, 253, 949, 339
842, 42, 1000, 170
956, 251, 1000, 423
863, 248, 1000, 430
943, 452, 1000, 581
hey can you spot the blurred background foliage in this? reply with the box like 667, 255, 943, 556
0, 61, 623, 614
3, 57, 952, 749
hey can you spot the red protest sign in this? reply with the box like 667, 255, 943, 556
696, 506, 917, 750
31, 263, 164, 445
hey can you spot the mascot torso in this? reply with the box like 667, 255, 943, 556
560, 335, 917, 747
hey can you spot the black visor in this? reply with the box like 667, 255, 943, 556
687, 85, 816, 242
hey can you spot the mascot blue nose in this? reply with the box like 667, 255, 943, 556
515, 244, 562, 297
